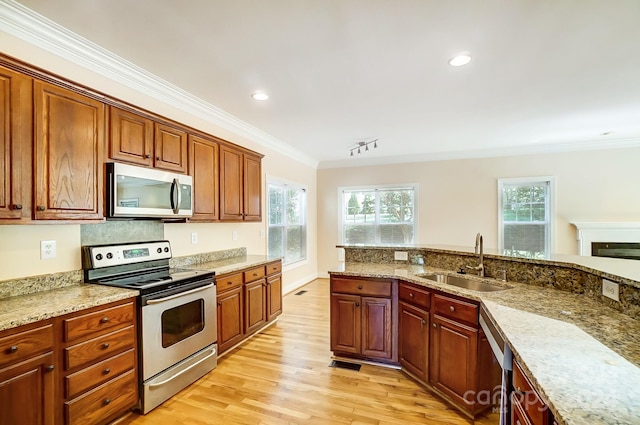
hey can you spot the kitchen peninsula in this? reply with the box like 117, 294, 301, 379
330, 244, 640, 425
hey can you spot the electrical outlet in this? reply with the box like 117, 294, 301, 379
394, 251, 408, 261
191, 232, 198, 244
41, 240, 56, 259
259, 229, 265, 239
602, 279, 620, 302
232, 230, 238, 241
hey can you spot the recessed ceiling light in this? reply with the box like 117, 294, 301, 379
251, 92, 269, 101
449, 53, 472, 67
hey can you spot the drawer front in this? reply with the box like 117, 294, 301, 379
331, 278, 392, 297
433, 294, 479, 326
0, 323, 53, 368
399, 282, 430, 309
513, 360, 550, 425
217, 272, 243, 294
266, 261, 282, 276
244, 266, 266, 282
63, 302, 135, 342
65, 326, 135, 370
65, 348, 136, 399
65, 368, 137, 425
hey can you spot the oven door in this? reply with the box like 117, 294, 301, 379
141, 281, 216, 380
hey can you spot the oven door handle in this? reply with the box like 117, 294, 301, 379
146, 283, 214, 304
147, 346, 217, 388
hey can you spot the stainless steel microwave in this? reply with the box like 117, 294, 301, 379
106, 162, 193, 218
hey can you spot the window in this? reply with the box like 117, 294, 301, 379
268, 180, 307, 265
498, 177, 555, 259
340, 186, 416, 245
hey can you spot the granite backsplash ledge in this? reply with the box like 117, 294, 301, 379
0, 270, 83, 299
342, 246, 640, 320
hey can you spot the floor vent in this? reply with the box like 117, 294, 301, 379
294, 290, 307, 296
329, 360, 362, 371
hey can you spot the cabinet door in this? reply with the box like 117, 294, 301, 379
430, 314, 478, 410
188, 134, 219, 221
0, 65, 31, 220
219, 144, 243, 221
266, 273, 283, 322
217, 286, 244, 354
243, 153, 262, 221
34, 81, 104, 220
244, 279, 267, 335
0, 352, 55, 425
154, 123, 187, 173
108, 106, 153, 167
361, 296, 393, 360
330, 293, 361, 355
399, 301, 429, 381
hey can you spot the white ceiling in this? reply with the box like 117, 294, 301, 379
13, 0, 640, 168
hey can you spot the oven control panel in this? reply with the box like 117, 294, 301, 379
84, 241, 172, 269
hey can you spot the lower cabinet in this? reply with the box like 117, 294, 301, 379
217, 260, 283, 356
511, 359, 553, 425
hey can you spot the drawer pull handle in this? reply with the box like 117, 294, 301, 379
449, 306, 455, 312
103, 398, 111, 406
227, 281, 233, 285
409, 293, 414, 298
7, 345, 18, 353
100, 317, 110, 323
253, 273, 258, 276
102, 343, 110, 349
46, 364, 55, 371
358, 285, 363, 290
103, 368, 111, 375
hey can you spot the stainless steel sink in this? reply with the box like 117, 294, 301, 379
416, 273, 510, 292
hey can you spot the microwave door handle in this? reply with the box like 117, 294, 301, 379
170, 178, 180, 214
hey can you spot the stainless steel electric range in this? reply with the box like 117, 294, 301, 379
82, 240, 217, 414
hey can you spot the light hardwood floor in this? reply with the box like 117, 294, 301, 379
117, 278, 499, 425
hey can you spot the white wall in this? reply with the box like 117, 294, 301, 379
317, 147, 640, 276
0, 33, 318, 290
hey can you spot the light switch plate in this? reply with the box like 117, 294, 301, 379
41, 240, 56, 259
602, 279, 620, 302
394, 251, 408, 261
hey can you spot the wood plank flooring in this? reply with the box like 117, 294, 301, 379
116, 278, 499, 425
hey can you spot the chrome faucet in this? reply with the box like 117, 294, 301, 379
467, 232, 484, 277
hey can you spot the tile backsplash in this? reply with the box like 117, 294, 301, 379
80, 220, 164, 246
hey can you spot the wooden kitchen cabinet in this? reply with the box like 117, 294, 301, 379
188, 134, 219, 221
108, 106, 154, 167
219, 144, 263, 221
330, 276, 396, 362
0, 321, 55, 425
266, 260, 283, 322
398, 281, 431, 382
154, 122, 188, 173
34, 80, 104, 220
512, 359, 553, 425
0, 64, 32, 221
244, 265, 267, 335
216, 272, 245, 354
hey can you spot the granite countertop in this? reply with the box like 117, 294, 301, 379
0, 284, 139, 332
330, 262, 640, 425
187, 254, 280, 275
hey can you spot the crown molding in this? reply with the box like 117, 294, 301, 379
0, 0, 319, 168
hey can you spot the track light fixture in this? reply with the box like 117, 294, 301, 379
349, 139, 379, 157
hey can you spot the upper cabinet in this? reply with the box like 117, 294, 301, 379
34, 81, 104, 220
188, 134, 219, 221
108, 106, 188, 173
0, 64, 32, 220
219, 144, 263, 222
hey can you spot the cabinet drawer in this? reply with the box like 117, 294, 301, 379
332, 278, 392, 297
399, 282, 430, 309
433, 294, 478, 326
217, 272, 243, 294
0, 323, 53, 368
266, 261, 282, 276
65, 348, 136, 399
65, 368, 137, 425
63, 302, 134, 342
244, 266, 266, 282
65, 326, 135, 370
513, 360, 550, 425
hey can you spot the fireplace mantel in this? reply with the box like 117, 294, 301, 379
571, 222, 640, 256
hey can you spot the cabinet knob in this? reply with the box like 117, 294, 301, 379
357, 285, 363, 290
145, 154, 151, 158
103, 368, 111, 375
449, 305, 455, 312
46, 364, 55, 371
7, 345, 18, 353
227, 281, 233, 285
100, 317, 110, 323
11, 204, 22, 210
432, 323, 437, 328
421, 319, 426, 326
103, 398, 111, 406
36, 205, 46, 211
355, 303, 360, 307
409, 293, 414, 298
217, 301, 222, 306
156, 156, 160, 161
102, 343, 110, 349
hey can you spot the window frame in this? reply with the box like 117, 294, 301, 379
497, 176, 556, 257
267, 178, 308, 267
338, 184, 419, 245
